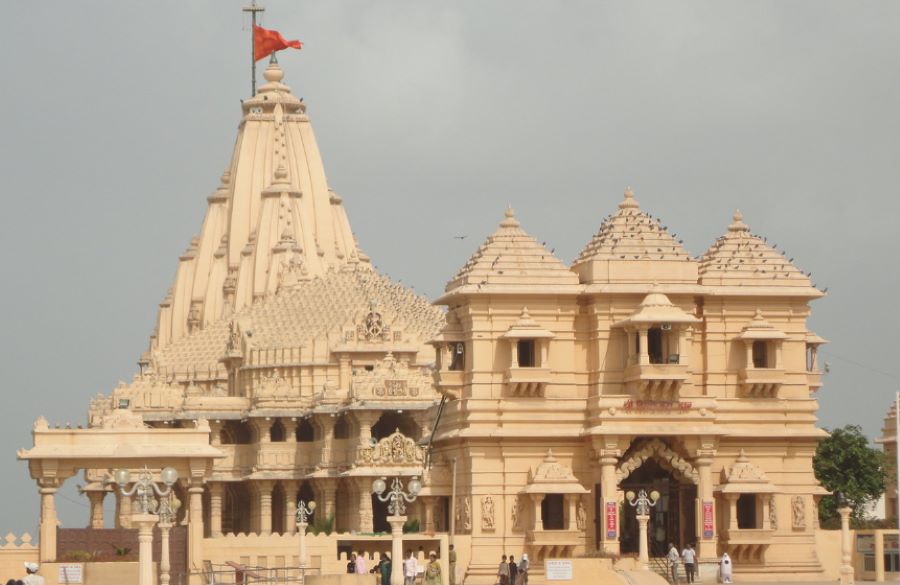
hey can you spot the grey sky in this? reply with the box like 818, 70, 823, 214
1, 1, 898, 535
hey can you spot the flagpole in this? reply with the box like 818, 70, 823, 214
243, 1, 265, 96
895, 390, 899, 577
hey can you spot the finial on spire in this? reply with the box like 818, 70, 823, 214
728, 209, 749, 232
500, 205, 520, 228
263, 60, 284, 84
618, 186, 639, 209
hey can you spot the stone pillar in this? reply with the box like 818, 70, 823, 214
258, 480, 275, 535
209, 482, 224, 537
775, 341, 784, 369
356, 411, 377, 450
761, 494, 772, 531
637, 514, 650, 571
539, 339, 549, 367
422, 496, 436, 533
284, 418, 299, 444
159, 521, 173, 585
318, 416, 336, 467
134, 513, 157, 585
566, 494, 578, 531
255, 418, 274, 443
118, 491, 133, 528
745, 342, 754, 369
86, 490, 105, 529
695, 453, 717, 560
339, 355, 351, 391
725, 494, 740, 532
187, 482, 205, 585
209, 420, 223, 446
356, 478, 374, 533
315, 478, 337, 523
388, 515, 405, 585
875, 530, 885, 582
839, 505, 854, 585
531, 494, 545, 531
638, 327, 649, 365
38, 480, 59, 562
283, 480, 299, 535
599, 452, 620, 554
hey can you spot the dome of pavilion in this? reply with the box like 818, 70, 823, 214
572, 188, 698, 285
141, 59, 444, 376
698, 211, 820, 291
443, 207, 580, 295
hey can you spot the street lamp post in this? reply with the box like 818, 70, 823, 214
296, 499, 316, 577
114, 466, 179, 585
836, 492, 854, 585
157, 491, 181, 585
372, 476, 422, 585
626, 489, 660, 571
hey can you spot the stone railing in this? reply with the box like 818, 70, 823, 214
0, 533, 38, 581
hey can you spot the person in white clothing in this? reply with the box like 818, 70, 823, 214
681, 544, 696, 584
23, 563, 44, 585
404, 550, 418, 585
719, 552, 733, 584
666, 543, 680, 583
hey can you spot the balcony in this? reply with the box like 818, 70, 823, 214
623, 362, 690, 400
721, 528, 774, 563
434, 370, 464, 399
213, 444, 255, 475
525, 529, 583, 561
739, 368, 785, 398
504, 367, 552, 397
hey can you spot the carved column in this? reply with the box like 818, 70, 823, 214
638, 326, 650, 365
209, 420, 223, 447
356, 477, 374, 533
283, 480, 299, 535
566, 494, 578, 531
356, 411, 378, 450
531, 494, 545, 531
313, 478, 337, 523
187, 480, 205, 584
339, 355, 352, 391
284, 418, 299, 444
38, 479, 59, 562
208, 482, 224, 537
422, 496, 436, 533
695, 452, 717, 560
254, 418, 274, 443
599, 451, 620, 554
86, 490, 105, 529
761, 494, 772, 531
725, 493, 740, 532
257, 480, 275, 535
318, 416, 336, 467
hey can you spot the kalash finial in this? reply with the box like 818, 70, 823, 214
263, 54, 285, 84
618, 186, 639, 209
728, 209, 749, 232
500, 205, 520, 228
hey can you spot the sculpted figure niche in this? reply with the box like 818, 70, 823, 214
481, 496, 495, 530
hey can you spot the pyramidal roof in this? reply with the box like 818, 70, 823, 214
572, 188, 697, 285
444, 207, 579, 294
698, 211, 817, 290
152, 59, 367, 352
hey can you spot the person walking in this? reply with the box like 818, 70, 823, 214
508, 555, 518, 585
424, 552, 442, 585
681, 544, 696, 584
517, 554, 529, 585
719, 552, 733, 584
404, 550, 418, 585
497, 555, 510, 585
666, 543, 680, 583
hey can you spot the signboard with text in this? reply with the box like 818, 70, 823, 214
606, 501, 618, 538
702, 501, 714, 539
546, 559, 573, 580
58, 564, 83, 584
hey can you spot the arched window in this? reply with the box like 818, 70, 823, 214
752, 341, 769, 368
220, 420, 253, 445
449, 342, 465, 371
296, 418, 315, 442
333, 414, 351, 440
270, 420, 286, 442
517, 340, 536, 368
371, 411, 419, 441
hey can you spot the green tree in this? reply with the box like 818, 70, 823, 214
814, 424, 885, 525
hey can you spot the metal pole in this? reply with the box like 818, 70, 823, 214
242, 2, 265, 96
895, 391, 899, 581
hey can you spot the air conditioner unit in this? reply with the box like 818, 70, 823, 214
660, 323, 672, 331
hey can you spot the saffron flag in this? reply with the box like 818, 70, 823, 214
254, 25, 302, 62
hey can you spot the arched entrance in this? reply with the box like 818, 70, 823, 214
617, 440, 698, 556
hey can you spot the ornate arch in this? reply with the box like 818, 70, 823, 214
616, 438, 699, 484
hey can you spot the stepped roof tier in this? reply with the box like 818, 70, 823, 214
151, 60, 369, 354
441, 207, 580, 298
572, 188, 698, 286
698, 211, 821, 295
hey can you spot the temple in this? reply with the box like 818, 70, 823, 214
17, 57, 835, 584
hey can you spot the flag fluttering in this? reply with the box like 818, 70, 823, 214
253, 25, 302, 62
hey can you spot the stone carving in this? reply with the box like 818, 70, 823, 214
617, 438, 698, 484
257, 368, 292, 398
351, 353, 434, 400
791, 495, 805, 530
358, 429, 425, 466
100, 408, 147, 430
456, 496, 472, 532
358, 303, 390, 342
726, 449, 768, 482
32, 416, 49, 432
512, 497, 521, 530
278, 251, 310, 291
576, 499, 587, 531
481, 496, 495, 530
225, 320, 242, 354
769, 497, 777, 530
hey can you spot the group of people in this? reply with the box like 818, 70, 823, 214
5, 563, 44, 585
496, 553, 528, 585
346, 548, 444, 585
666, 543, 733, 584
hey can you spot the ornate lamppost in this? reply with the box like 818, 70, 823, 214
296, 499, 316, 573
626, 488, 660, 571
372, 476, 422, 585
114, 466, 178, 585
836, 492, 854, 585
157, 491, 181, 585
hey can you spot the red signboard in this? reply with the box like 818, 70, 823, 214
702, 501, 714, 538
606, 501, 618, 538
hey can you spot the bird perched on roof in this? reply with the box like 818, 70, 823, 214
453, 235, 467, 240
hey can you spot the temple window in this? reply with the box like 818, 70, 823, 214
541, 494, 566, 530
518, 340, 537, 368
752, 341, 770, 368
737, 494, 758, 529
372, 411, 419, 440
449, 342, 465, 371
296, 418, 315, 442
270, 420, 286, 442
333, 414, 351, 439
220, 420, 253, 445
